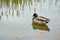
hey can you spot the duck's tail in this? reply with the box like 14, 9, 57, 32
46, 19, 50, 23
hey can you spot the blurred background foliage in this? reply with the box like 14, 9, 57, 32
0, 0, 59, 20
0, 0, 59, 7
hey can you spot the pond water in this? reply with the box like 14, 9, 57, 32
0, 0, 60, 40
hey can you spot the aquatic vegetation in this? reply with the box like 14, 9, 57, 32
34, 7, 36, 12
28, 0, 32, 5
17, 11, 20, 17
12, 10, 14, 17
1, 12, 3, 16
19, 0, 23, 6
55, 0, 58, 5
0, 0, 10, 7
12, 0, 18, 4
0, 0, 60, 20
37, 0, 40, 3
32, 21, 50, 31
43, 0, 46, 3
0, 15, 1, 20
5, 13, 8, 17
5, 0, 10, 6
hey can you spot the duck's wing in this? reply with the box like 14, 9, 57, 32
37, 17, 47, 21
39, 16, 45, 18
39, 16, 47, 19
38, 16, 49, 20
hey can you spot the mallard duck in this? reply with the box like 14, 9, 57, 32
32, 13, 50, 24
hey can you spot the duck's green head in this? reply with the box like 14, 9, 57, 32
33, 13, 38, 18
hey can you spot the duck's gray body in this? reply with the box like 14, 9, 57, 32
32, 13, 49, 24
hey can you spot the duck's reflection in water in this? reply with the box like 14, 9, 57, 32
32, 22, 50, 31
